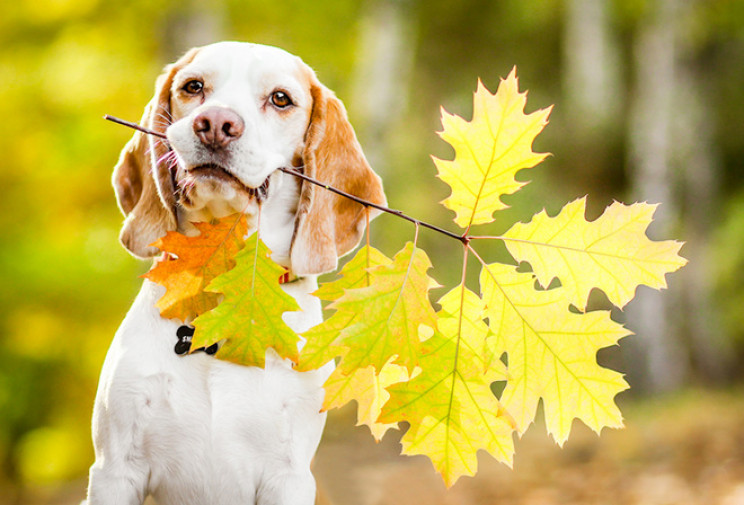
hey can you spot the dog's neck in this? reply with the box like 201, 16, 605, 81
175, 171, 301, 268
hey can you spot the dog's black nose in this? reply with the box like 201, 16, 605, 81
193, 107, 245, 150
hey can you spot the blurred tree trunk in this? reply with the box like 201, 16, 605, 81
562, 0, 622, 207
675, 43, 733, 383
562, 0, 620, 137
351, 0, 417, 172
625, 0, 689, 393
625, 0, 731, 392
160, 0, 226, 59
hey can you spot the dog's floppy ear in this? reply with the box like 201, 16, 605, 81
291, 77, 386, 275
112, 48, 200, 258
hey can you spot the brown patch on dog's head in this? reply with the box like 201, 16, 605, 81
112, 48, 200, 258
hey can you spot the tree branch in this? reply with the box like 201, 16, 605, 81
104, 115, 468, 244
104, 115, 168, 139
276, 166, 465, 242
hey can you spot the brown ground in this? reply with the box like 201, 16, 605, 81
314, 390, 744, 505
13, 389, 744, 505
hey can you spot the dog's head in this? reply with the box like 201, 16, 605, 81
112, 41, 386, 275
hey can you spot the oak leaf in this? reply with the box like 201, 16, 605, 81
480, 261, 630, 444
322, 362, 409, 441
380, 286, 513, 486
502, 198, 688, 310
144, 214, 247, 321
434, 67, 551, 230
190, 234, 300, 367
303, 246, 415, 441
297, 246, 391, 372
333, 243, 439, 374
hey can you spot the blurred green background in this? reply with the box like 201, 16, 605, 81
2, 0, 744, 503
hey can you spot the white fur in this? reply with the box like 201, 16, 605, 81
87, 43, 336, 505
168, 42, 312, 193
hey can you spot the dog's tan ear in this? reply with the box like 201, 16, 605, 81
112, 48, 199, 258
291, 79, 386, 275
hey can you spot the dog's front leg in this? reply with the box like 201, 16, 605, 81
85, 373, 152, 504
86, 458, 149, 505
256, 470, 318, 505
85, 417, 150, 505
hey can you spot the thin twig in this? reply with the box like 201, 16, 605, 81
104, 115, 471, 245
277, 167, 466, 243
104, 115, 167, 139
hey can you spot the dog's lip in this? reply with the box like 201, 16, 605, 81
190, 163, 242, 185
188, 163, 271, 196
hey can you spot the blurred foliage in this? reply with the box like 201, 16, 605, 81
1, 0, 743, 501
714, 191, 744, 348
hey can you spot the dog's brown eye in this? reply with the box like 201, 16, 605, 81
183, 80, 204, 95
271, 91, 293, 108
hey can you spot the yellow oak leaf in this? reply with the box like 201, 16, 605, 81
399, 410, 509, 488
502, 197, 688, 310
296, 246, 392, 372
435, 67, 551, 230
190, 234, 300, 367
334, 243, 439, 374
322, 362, 409, 441
380, 286, 513, 486
312, 245, 392, 301
479, 261, 629, 444
143, 214, 247, 321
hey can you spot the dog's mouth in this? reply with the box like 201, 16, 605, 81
187, 163, 271, 200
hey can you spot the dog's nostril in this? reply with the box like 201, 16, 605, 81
195, 117, 211, 133
223, 117, 245, 138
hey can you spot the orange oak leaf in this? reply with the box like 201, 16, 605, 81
143, 214, 247, 321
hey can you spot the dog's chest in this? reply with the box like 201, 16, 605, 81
143, 359, 330, 503
97, 280, 332, 503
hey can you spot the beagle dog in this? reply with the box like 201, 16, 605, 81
85, 42, 385, 505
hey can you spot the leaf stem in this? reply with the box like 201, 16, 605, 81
468, 235, 505, 240
445, 241, 470, 447
252, 205, 262, 296
365, 207, 371, 287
